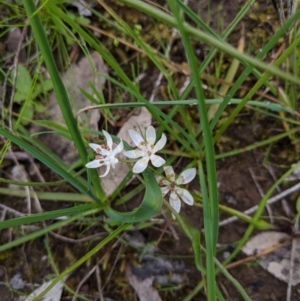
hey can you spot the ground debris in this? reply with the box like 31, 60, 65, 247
242, 231, 300, 285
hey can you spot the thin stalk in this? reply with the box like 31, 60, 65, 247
167, 2, 219, 300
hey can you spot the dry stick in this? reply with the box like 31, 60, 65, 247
95, 264, 104, 301
225, 236, 292, 270
0, 203, 25, 217
0, 208, 7, 222
155, 215, 179, 241
287, 220, 299, 301
1, 25, 32, 220
49, 232, 107, 243
4, 151, 50, 191
249, 167, 274, 224
1, 25, 34, 228
102, 242, 124, 290
219, 281, 232, 301
71, 264, 98, 301
6, 26, 28, 133
219, 182, 300, 227
7, 151, 32, 214
265, 164, 293, 217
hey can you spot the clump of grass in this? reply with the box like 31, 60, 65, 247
1, 0, 300, 300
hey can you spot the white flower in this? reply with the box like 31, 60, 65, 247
123, 126, 167, 173
86, 130, 123, 177
156, 166, 196, 219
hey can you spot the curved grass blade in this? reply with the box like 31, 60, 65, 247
0, 128, 95, 199
0, 207, 101, 253
0, 203, 99, 230
105, 168, 163, 223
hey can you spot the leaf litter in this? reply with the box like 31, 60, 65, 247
242, 231, 300, 285
31, 51, 107, 165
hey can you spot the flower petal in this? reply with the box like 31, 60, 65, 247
86, 159, 103, 168
150, 155, 165, 167
146, 126, 156, 145
88, 143, 102, 154
128, 129, 144, 147
99, 164, 110, 177
102, 130, 113, 149
123, 149, 144, 158
176, 168, 196, 185
113, 139, 124, 155
161, 186, 171, 197
132, 157, 149, 173
170, 191, 181, 213
176, 187, 194, 205
156, 175, 171, 186
110, 157, 119, 169
155, 175, 163, 182
163, 166, 175, 182
153, 133, 167, 152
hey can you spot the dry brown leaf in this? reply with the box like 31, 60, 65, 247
125, 264, 162, 301
101, 107, 151, 196
242, 231, 300, 285
32, 52, 107, 164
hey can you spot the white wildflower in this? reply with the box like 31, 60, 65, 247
86, 130, 123, 177
123, 126, 166, 173
156, 166, 196, 219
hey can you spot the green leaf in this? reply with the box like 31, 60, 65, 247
0, 203, 99, 230
19, 102, 34, 126
105, 168, 162, 223
13, 90, 27, 103
13, 65, 32, 96
255, 219, 275, 230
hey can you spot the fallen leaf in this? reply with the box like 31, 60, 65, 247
125, 264, 162, 301
242, 231, 300, 285
70, 1, 92, 16
32, 52, 107, 164
24, 276, 68, 301
101, 107, 151, 196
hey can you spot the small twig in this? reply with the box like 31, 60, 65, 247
95, 264, 104, 301
0, 208, 7, 222
71, 265, 98, 301
219, 182, 300, 227
226, 237, 292, 270
7, 26, 28, 133
160, 211, 179, 241
8, 150, 31, 214
102, 239, 123, 290
286, 219, 300, 301
265, 164, 293, 217
249, 167, 274, 224
49, 232, 106, 243
4, 151, 33, 161
4, 150, 50, 191
0, 204, 25, 217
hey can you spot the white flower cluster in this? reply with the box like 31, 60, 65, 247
86, 126, 196, 218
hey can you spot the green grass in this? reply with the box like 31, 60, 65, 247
1, 0, 300, 300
